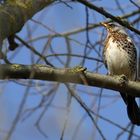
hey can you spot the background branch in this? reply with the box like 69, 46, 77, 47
0, 0, 54, 40
77, 0, 140, 35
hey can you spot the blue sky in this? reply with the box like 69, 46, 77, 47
1, 0, 140, 140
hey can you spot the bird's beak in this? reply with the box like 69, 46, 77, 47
100, 22, 108, 27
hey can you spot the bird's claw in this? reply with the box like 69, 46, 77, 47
118, 74, 128, 87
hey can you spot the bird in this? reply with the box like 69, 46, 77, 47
101, 22, 140, 125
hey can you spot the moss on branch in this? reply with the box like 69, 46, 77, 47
0, 64, 140, 97
0, 0, 54, 40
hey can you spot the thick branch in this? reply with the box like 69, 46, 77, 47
0, 64, 140, 97
0, 0, 54, 40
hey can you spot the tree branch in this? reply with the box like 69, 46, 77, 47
76, 0, 140, 35
0, 0, 54, 40
1, 64, 140, 96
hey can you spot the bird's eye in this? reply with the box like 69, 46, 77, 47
109, 24, 116, 28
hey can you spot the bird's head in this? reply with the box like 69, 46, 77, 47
100, 22, 126, 34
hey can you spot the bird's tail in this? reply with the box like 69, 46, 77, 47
120, 92, 140, 125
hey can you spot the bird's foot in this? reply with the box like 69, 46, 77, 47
118, 74, 128, 87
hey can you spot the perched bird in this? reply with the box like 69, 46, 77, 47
101, 22, 140, 125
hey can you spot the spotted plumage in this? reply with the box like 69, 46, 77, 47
101, 22, 140, 125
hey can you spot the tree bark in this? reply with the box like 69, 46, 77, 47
0, 0, 54, 40
0, 64, 140, 96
